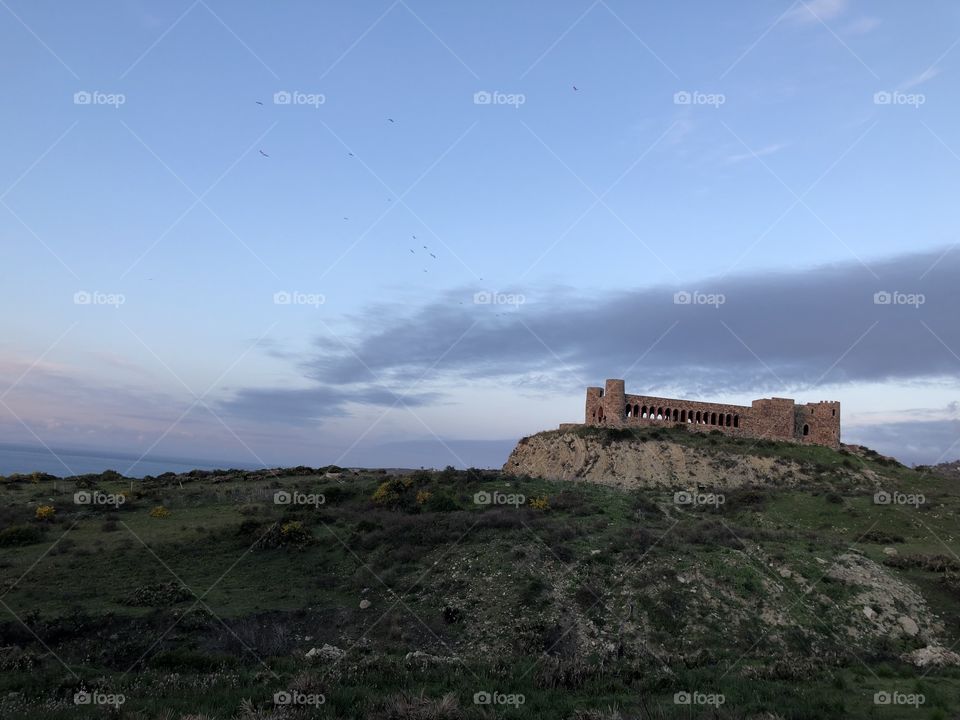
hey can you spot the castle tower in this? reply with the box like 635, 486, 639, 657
601, 379, 626, 425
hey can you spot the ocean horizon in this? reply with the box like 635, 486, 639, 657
0, 442, 260, 479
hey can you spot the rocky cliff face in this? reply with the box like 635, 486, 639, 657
502, 427, 869, 490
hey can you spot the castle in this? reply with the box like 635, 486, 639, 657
559, 379, 840, 448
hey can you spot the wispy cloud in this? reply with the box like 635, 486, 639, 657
899, 66, 941, 91
844, 16, 881, 35
725, 142, 789, 165
786, 0, 849, 26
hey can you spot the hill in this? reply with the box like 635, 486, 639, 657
0, 434, 959, 719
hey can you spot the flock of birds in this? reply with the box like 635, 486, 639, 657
249, 86, 581, 291
252, 106, 446, 273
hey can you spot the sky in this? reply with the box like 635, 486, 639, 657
1, 0, 959, 473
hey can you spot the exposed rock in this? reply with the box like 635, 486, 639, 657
902, 644, 960, 667
898, 615, 919, 637
404, 650, 461, 667
359, 599, 371, 610
305, 644, 345, 663
883, 546, 898, 557
863, 606, 877, 620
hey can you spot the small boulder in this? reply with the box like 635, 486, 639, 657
902, 645, 960, 668
897, 615, 919, 637
883, 547, 898, 557
305, 644, 345, 663
359, 599, 371, 610
862, 606, 877, 621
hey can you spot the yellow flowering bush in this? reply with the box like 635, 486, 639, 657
149, 506, 171, 519
35, 505, 55, 521
416, 490, 432, 505
529, 496, 550, 511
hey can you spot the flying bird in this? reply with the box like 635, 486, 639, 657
255, 100, 264, 105
410, 249, 415, 254
430, 253, 436, 259
573, 85, 579, 92
259, 150, 269, 157
388, 118, 395, 123
348, 152, 354, 157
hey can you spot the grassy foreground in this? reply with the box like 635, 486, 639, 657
1, 431, 959, 718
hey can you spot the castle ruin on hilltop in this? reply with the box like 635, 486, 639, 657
559, 379, 840, 448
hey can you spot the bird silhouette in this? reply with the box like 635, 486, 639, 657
573, 85, 579, 92
348, 152, 354, 157
388, 118, 395, 123
255, 100, 264, 105
259, 150, 270, 157
430, 253, 436, 259
410, 249, 415, 254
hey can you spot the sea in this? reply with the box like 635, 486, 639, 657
0, 443, 259, 479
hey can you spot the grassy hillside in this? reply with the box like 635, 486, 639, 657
1, 434, 959, 719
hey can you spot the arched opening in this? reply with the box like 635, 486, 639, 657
641, 406, 648, 419
598, 406, 604, 421
695, 411, 702, 424
664, 408, 671, 421
680, 410, 686, 423
657, 407, 663, 420
733, 415, 739, 428
625, 404, 632, 418
726, 413, 732, 427
803, 424, 809, 436
832, 408, 836, 417
673, 409, 679, 421
634, 404, 640, 418
711, 412, 717, 425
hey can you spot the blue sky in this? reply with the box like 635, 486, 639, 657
2, 0, 959, 472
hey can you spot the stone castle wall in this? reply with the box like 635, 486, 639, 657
578, 379, 840, 448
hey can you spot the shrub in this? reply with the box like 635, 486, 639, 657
34, 505, 56, 521
416, 490, 432, 505
149, 506, 171, 519
0, 524, 45, 547
424, 493, 460, 512
530, 496, 550, 511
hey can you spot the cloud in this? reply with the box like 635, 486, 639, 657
219, 385, 441, 423
899, 66, 941, 91
786, 0, 849, 26
260, 247, 958, 412
725, 142, 788, 165
844, 16, 881, 35
844, 419, 960, 467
